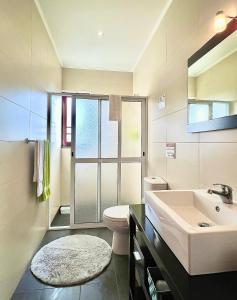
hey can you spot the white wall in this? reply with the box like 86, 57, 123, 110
133, 0, 237, 192
0, 1, 61, 299
194, 51, 237, 102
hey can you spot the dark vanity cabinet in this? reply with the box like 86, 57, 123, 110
129, 204, 237, 300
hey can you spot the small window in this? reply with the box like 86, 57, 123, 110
62, 96, 72, 147
188, 103, 209, 123
213, 102, 229, 119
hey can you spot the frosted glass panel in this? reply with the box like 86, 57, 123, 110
75, 164, 97, 223
213, 102, 229, 119
76, 99, 98, 158
101, 163, 117, 220
101, 101, 118, 157
122, 102, 141, 157
189, 103, 209, 123
121, 163, 141, 205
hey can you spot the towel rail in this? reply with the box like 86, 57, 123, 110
25, 138, 37, 143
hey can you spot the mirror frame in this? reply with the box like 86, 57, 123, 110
188, 19, 237, 133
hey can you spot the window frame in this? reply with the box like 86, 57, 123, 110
62, 96, 72, 147
188, 99, 230, 124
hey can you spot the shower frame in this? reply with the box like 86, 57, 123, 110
47, 92, 147, 230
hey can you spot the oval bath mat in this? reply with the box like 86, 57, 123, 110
31, 234, 112, 286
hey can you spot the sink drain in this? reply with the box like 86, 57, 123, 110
198, 222, 211, 227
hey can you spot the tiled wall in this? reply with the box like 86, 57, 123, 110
133, 0, 237, 193
0, 1, 61, 299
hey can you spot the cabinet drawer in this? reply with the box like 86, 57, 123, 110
134, 237, 144, 265
147, 267, 174, 300
133, 236, 145, 284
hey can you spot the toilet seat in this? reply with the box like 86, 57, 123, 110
103, 205, 129, 223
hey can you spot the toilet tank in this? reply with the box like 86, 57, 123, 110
144, 176, 168, 191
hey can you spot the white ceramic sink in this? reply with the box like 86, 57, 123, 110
145, 190, 237, 275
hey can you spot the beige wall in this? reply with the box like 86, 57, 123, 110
50, 96, 62, 223
133, 0, 237, 193
194, 50, 237, 102
0, 1, 61, 299
62, 67, 133, 95
61, 148, 71, 206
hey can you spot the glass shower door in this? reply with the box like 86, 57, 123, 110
71, 96, 146, 226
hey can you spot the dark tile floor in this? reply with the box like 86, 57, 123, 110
50, 210, 70, 227
12, 228, 129, 300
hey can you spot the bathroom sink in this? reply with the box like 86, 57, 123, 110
145, 190, 237, 275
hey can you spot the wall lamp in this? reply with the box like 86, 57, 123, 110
215, 10, 237, 33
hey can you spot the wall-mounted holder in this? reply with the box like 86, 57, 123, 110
25, 138, 37, 143
158, 95, 166, 110
165, 143, 176, 159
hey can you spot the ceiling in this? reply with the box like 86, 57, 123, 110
37, 0, 171, 71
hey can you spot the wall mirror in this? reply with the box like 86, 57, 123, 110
188, 20, 237, 132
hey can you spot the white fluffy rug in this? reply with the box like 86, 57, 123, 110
31, 235, 112, 286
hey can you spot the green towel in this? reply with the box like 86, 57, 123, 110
38, 140, 50, 201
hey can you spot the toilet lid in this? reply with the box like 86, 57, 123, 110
103, 205, 129, 221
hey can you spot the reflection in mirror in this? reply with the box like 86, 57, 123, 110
188, 30, 237, 125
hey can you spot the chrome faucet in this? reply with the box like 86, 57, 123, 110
207, 184, 233, 204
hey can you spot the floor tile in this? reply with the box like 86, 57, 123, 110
84, 269, 116, 286
113, 254, 129, 300
11, 290, 42, 300
40, 286, 81, 300
12, 228, 128, 300
51, 211, 70, 227
14, 270, 52, 292
39, 230, 72, 247
80, 282, 119, 300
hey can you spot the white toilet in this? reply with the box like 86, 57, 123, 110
143, 176, 168, 202
103, 177, 167, 255
103, 205, 129, 255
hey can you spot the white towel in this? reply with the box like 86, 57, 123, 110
33, 141, 44, 197
109, 95, 121, 121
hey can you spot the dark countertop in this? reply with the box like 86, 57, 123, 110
130, 204, 237, 300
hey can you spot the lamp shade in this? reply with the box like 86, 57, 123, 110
215, 11, 227, 33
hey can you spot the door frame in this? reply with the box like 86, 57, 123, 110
48, 93, 147, 229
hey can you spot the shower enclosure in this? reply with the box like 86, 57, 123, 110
71, 95, 146, 227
